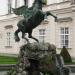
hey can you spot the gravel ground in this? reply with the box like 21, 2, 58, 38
70, 73, 75, 75
0, 71, 7, 75
0, 71, 75, 75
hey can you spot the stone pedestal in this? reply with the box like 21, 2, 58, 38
6, 42, 69, 75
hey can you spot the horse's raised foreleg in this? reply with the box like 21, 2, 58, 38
31, 36, 39, 42
14, 29, 20, 42
28, 32, 39, 43
22, 32, 30, 43
45, 12, 58, 22
49, 12, 58, 22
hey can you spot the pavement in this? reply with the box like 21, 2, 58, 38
70, 73, 75, 75
0, 71, 75, 75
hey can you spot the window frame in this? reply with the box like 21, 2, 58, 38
60, 27, 69, 48
5, 25, 13, 48
6, 32, 11, 47
39, 29, 46, 42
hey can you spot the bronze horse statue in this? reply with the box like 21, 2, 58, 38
12, 0, 57, 43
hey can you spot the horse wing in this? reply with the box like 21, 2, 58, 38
12, 6, 34, 20
12, 5, 28, 15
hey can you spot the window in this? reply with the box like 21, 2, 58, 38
6, 32, 11, 47
60, 27, 69, 48
5, 31, 14, 48
5, 25, 13, 48
39, 29, 45, 42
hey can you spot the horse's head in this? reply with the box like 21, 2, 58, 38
12, 8, 20, 15
33, 0, 46, 9
12, 6, 26, 15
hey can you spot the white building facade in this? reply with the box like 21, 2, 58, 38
0, 0, 75, 61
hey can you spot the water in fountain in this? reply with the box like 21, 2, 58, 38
55, 54, 64, 75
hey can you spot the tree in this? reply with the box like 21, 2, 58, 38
60, 46, 72, 63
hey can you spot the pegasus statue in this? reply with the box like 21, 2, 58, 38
12, 0, 58, 43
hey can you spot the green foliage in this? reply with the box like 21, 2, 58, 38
0, 56, 18, 64
65, 62, 75, 65
60, 46, 72, 63
7, 67, 16, 75
40, 55, 52, 65
45, 72, 49, 75
39, 55, 55, 72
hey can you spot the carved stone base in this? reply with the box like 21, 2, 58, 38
6, 42, 69, 75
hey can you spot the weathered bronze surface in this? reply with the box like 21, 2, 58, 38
12, 0, 57, 43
